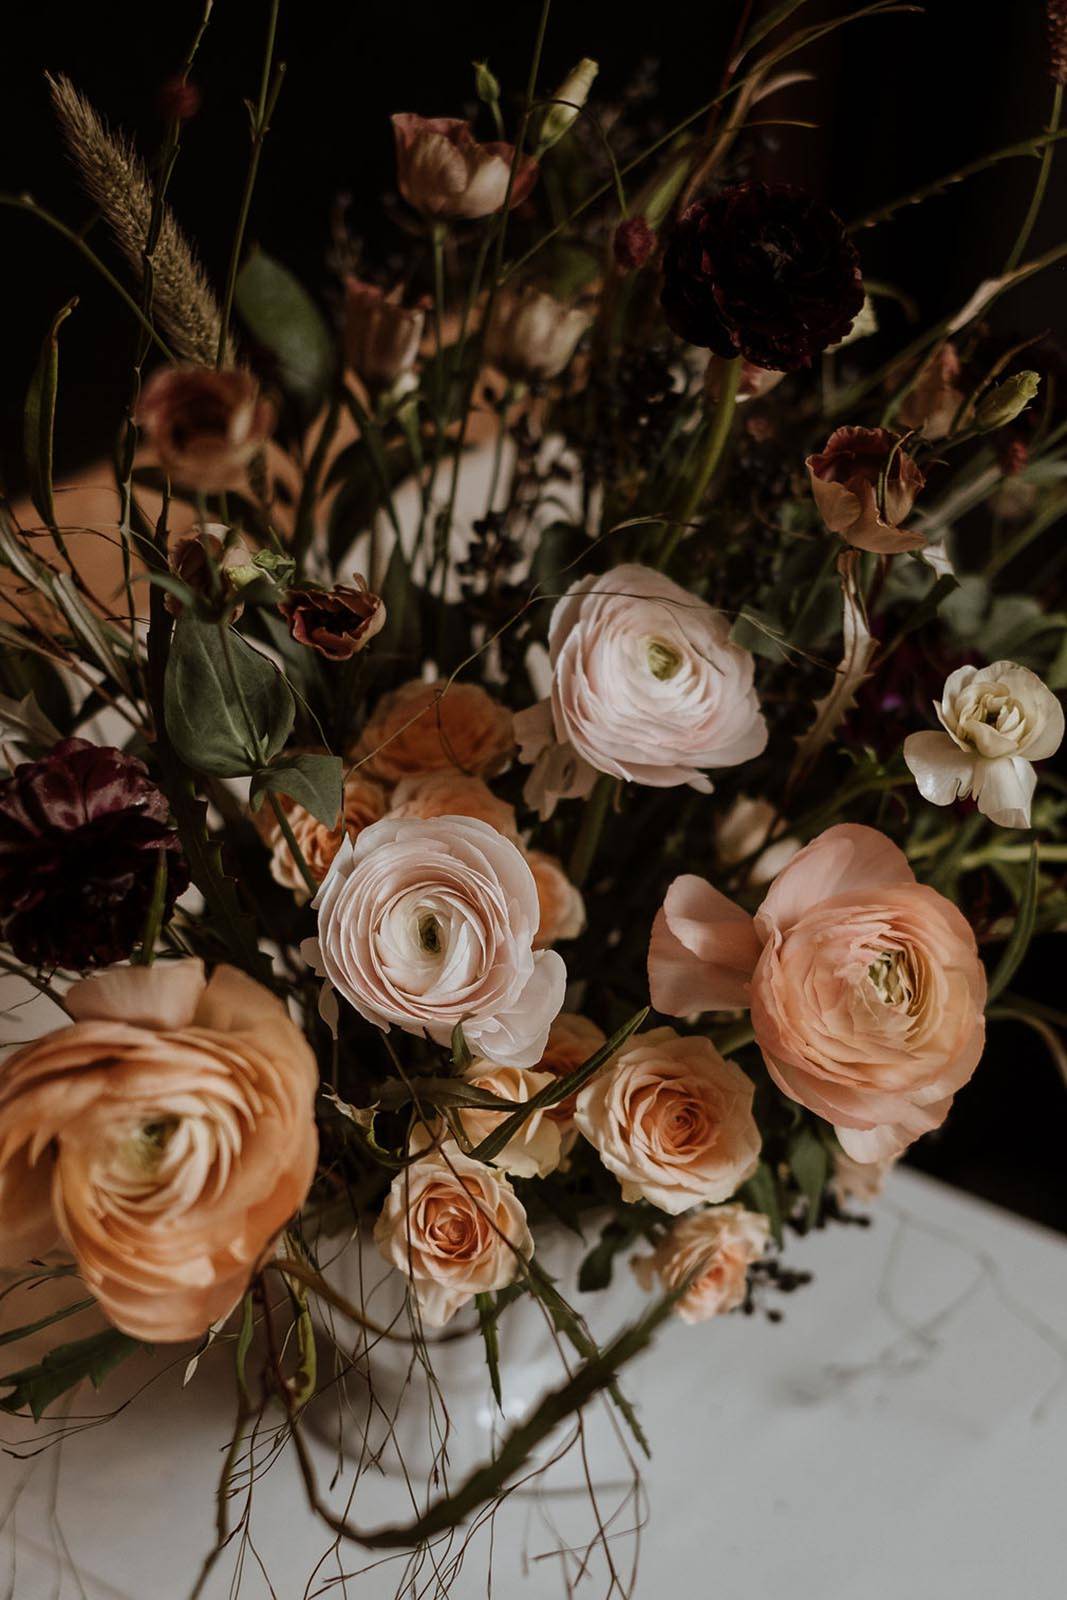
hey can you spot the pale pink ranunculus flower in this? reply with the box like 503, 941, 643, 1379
903, 660, 1064, 830
374, 1145, 533, 1326
387, 770, 519, 840
649, 823, 986, 1163
0, 960, 318, 1342
391, 114, 538, 220
631, 1203, 769, 1323
304, 815, 566, 1068
573, 1026, 760, 1214
451, 1062, 562, 1179
515, 564, 767, 819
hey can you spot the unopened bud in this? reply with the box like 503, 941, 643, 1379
473, 60, 501, 107
538, 58, 598, 149
613, 216, 657, 271
975, 371, 1040, 432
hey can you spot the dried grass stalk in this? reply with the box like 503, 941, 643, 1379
46, 72, 235, 366
1049, 2, 1067, 86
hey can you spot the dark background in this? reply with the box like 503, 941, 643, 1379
1, 0, 1063, 1228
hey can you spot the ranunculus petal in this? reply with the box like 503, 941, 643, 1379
67, 958, 206, 1029
903, 730, 974, 808
756, 823, 914, 935
648, 875, 760, 1014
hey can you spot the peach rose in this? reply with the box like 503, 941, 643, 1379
392, 114, 538, 220
374, 1145, 533, 1326
526, 848, 586, 948
352, 679, 515, 786
0, 960, 318, 1341
806, 426, 925, 554
136, 365, 275, 493
535, 1012, 607, 1138
649, 824, 986, 1162
515, 565, 766, 819
256, 771, 386, 897
387, 770, 519, 839
451, 1062, 562, 1179
574, 1026, 760, 1214
304, 815, 565, 1068
631, 1204, 769, 1323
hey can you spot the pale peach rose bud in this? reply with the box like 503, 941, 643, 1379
631, 1204, 769, 1323
806, 425, 925, 554
574, 1026, 761, 1214
903, 660, 1064, 829
343, 278, 425, 396
485, 287, 593, 383
0, 960, 318, 1341
387, 770, 519, 838
352, 678, 514, 786
975, 371, 1041, 432
374, 1145, 533, 1326
165, 523, 255, 617
613, 216, 657, 272
391, 113, 538, 220
525, 848, 586, 947
831, 1146, 897, 1205
256, 769, 386, 897
705, 355, 783, 405
137, 365, 275, 493
649, 824, 987, 1164
896, 343, 965, 441
536, 58, 598, 150
452, 1062, 562, 1178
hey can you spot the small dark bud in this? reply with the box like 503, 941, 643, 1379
158, 76, 201, 123
613, 216, 657, 272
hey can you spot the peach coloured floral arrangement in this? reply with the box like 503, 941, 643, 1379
1, 0, 1066, 1588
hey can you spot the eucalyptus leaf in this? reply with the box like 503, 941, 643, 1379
164, 615, 294, 777
250, 752, 343, 826
236, 250, 335, 416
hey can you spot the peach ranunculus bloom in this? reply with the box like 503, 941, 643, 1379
0, 960, 318, 1342
352, 679, 515, 787
648, 823, 986, 1163
450, 1062, 562, 1179
255, 770, 387, 897
515, 564, 767, 819
387, 770, 519, 839
304, 815, 566, 1068
136, 365, 275, 494
374, 1144, 533, 1326
391, 114, 538, 221
573, 1026, 760, 1214
631, 1204, 769, 1323
535, 1012, 607, 1143
805, 426, 925, 554
526, 848, 586, 948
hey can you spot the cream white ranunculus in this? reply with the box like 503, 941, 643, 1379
515, 564, 767, 819
303, 815, 565, 1068
903, 660, 1064, 829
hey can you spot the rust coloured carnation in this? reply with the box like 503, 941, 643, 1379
280, 578, 386, 660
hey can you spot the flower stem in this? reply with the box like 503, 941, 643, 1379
568, 773, 614, 887
268, 792, 319, 898
658, 355, 741, 568
1004, 83, 1063, 273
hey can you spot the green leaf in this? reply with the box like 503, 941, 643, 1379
788, 1125, 829, 1229
987, 838, 1040, 1003
235, 251, 335, 417
250, 752, 342, 826
0, 1329, 141, 1420
741, 1161, 784, 1248
475, 1292, 503, 1410
0, 690, 62, 754
451, 1020, 473, 1072
578, 1219, 636, 1293
24, 297, 77, 531
0, 1296, 96, 1349
164, 615, 294, 777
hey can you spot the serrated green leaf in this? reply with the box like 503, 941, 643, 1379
236, 251, 335, 417
250, 752, 342, 826
164, 615, 294, 777
0, 1329, 141, 1420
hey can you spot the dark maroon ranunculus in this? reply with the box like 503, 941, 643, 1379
660, 182, 864, 371
0, 740, 188, 971
280, 578, 386, 661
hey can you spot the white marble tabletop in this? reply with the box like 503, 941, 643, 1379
2, 1167, 1065, 1600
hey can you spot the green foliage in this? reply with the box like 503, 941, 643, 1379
24, 297, 77, 532
0, 1329, 142, 1420
164, 615, 294, 777
249, 752, 343, 826
235, 250, 335, 417
987, 839, 1040, 1002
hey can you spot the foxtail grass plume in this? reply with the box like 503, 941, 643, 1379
46, 73, 234, 365
1048, 1, 1067, 84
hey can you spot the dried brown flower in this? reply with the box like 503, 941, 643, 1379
280, 579, 386, 661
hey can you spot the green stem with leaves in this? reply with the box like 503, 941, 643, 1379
658, 355, 741, 567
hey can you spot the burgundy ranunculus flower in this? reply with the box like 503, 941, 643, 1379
280, 578, 386, 661
0, 740, 188, 971
660, 182, 864, 371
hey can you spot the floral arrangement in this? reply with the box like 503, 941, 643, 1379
1, 0, 1065, 1589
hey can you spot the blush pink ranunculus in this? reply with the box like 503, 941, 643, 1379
648, 823, 986, 1162
304, 815, 566, 1069
514, 564, 767, 818
0, 960, 318, 1341
631, 1203, 769, 1323
374, 1145, 533, 1326
573, 1026, 760, 1214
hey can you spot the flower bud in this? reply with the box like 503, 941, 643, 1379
613, 216, 656, 272
975, 371, 1041, 432
343, 277, 424, 396
485, 286, 592, 382
537, 58, 598, 150
473, 60, 501, 106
